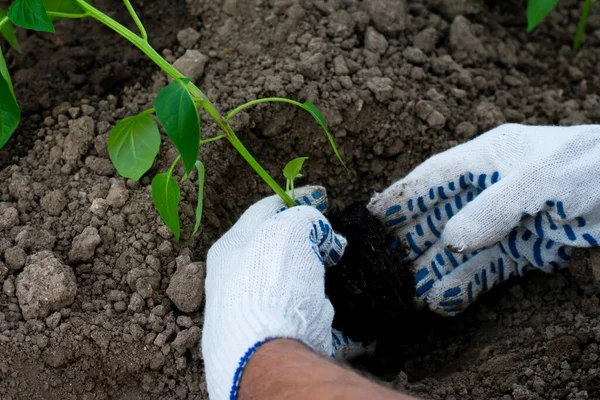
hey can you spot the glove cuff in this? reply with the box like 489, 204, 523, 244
203, 304, 333, 400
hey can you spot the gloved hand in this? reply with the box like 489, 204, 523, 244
202, 186, 359, 400
368, 124, 600, 315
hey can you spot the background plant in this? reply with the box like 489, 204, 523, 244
0, 0, 345, 242
527, 0, 594, 52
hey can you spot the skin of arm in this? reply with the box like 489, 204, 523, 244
239, 339, 420, 400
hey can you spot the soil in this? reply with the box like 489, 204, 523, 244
326, 203, 417, 343
1, 0, 600, 398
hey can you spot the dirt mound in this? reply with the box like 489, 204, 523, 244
1, 0, 600, 398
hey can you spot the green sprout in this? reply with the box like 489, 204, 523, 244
283, 157, 308, 201
527, 0, 594, 53
0, 0, 346, 242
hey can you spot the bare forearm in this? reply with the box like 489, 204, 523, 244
239, 339, 419, 400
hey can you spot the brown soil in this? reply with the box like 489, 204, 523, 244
1, 0, 600, 398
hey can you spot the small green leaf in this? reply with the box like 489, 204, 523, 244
526, 0, 559, 32
152, 171, 181, 242
283, 157, 308, 182
0, 47, 20, 149
191, 160, 205, 238
300, 101, 347, 170
108, 113, 161, 181
154, 78, 200, 174
43, 0, 90, 20
8, 0, 55, 33
0, 9, 21, 52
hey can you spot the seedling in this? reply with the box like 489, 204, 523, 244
0, 0, 346, 242
527, 0, 594, 53
283, 157, 308, 201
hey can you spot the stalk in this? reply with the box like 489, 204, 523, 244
225, 97, 303, 121
573, 0, 593, 53
73, 0, 295, 207
122, 0, 147, 41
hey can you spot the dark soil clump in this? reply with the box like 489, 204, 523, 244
326, 203, 416, 342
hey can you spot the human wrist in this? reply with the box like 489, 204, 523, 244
239, 339, 417, 400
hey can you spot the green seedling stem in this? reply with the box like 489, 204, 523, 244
122, 0, 147, 41
72, 0, 296, 207
225, 98, 305, 121
574, 0, 593, 53
169, 155, 181, 177
0, 16, 8, 30
46, 11, 89, 19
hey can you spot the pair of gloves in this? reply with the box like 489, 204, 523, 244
202, 124, 600, 399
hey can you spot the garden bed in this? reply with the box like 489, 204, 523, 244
1, 0, 600, 398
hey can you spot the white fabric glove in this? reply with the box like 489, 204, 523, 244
368, 124, 600, 315
202, 186, 358, 400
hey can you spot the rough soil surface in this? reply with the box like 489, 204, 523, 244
1, 0, 600, 398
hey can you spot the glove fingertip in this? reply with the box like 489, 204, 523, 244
441, 216, 482, 254
294, 185, 329, 213
425, 279, 468, 316
322, 232, 347, 266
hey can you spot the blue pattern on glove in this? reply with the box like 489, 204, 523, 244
379, 170, 599, 315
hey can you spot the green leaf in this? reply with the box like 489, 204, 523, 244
152, 171, 181, 242
8, 0, 55, 33
0, 47, 20, 149
43, 0, 90, 20
191, 160, 205, 238
527, 0, 559, 32
0, 9, 21, 52
154, 78, 200, 174
107, 113, 161, 181
0, 46, 15, 97
283, 157, 308, 182
300, 101, 347, 170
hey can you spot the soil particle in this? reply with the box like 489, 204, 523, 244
85, 156, 115, 176
171, 327, 201, 357
415, 100, 448, 129
61, 116, 95, 162
89, 198, 109, 217
128, 293, 145, 312
0, 206, 19, 231
449, 16, 487, 64
177, 28, 201, 49
413, 27, 439, 53
16, 251, 77, 320
105, 179, 130, 208
4, 246, 26, 271
40, 189, 67, 216
166, 261, 206, 313
45, 312, 62, 330
136, 278, 155, 299
365, 27, 389, 55
172, 50, 208, 83
362, 0, 407, 36
366, 77, 394, 103
15, 227, 55, 251
69, 227, 101, 262
475, 101, 507, 131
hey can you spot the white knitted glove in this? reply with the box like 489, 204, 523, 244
202, 186, 359, 400
368, 124, 600, 315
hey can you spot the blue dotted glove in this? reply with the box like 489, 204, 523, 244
368, 124, 600, 315
203, 186, 363, 399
